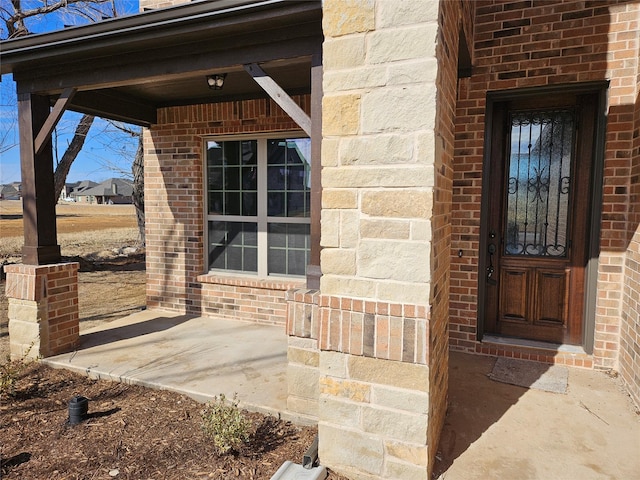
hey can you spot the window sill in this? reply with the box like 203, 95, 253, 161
196, 273, 305, 291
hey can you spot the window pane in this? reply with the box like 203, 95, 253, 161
208, 221, 258, 273
243, 192, 257, 216
268, 248, 286, 275
225, 192, 241, 215
267, 138, 311, 218
208, 192, 223, 215
288, 250, 307, 276
268, 166, 285, 190
227, 167, 240, 190
268, 223, 310, 276
268, 191, 285, 216
206, 140, 257, 217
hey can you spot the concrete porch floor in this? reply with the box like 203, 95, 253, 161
44, 310, 640, 479
435, 351, 640, 480
44, 310, 292, 419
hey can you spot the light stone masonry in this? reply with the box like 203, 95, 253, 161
322, 189, 358, 209
320, 249, 357, 276
323, 67, 387, 92
322, 0, 375, 37
387, 59, 439, 86
368, 25, 439, 64
318, 423, 384, 477
360, 219, 411, 240
376, 0, 440, 28
362, 86, 436, 134
361, 190, 432, 218
357, 240, 430, 283
321, 165, 434, 188
340, 135, 414, 165
322, 36, 367, 70
322, 94, 361, 136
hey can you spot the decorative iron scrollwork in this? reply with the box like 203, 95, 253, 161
504, 109, 575, 258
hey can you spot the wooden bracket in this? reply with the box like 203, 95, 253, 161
243, 63, 311, 136
34, 87, 77, 155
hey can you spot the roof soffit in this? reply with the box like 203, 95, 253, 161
0, 0, 322, 126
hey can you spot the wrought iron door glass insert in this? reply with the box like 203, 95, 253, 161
505, 109, 575, 257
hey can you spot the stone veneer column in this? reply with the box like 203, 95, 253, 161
4, 263, 79, 359
298, 1, 444, 478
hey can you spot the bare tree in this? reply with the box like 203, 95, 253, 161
52, 114, 94, 200
1, 0, 145, 245
1, 0, 116, 39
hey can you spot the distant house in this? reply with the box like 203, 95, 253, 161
74, 178, 133, 204
63, 180, 97, 202
0, 184, 19, 200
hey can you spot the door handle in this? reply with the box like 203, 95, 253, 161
487, 242, 497, 285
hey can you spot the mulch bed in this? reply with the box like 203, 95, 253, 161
1, 363, 346, 480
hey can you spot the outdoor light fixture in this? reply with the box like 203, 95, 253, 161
206, 74, 226, 90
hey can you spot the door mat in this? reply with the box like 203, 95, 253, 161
488, 357, 568, 394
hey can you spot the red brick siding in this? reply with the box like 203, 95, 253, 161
431, 0, 475, 470
145, 97, 309, 320
317, 295, 430, 365
197, 275, 304, 326
451, 0, 639, 369
286, 291, 430, 364
620, 87, 640, 405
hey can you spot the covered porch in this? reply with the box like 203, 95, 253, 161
0, 0, 323, 360
41, 309, 640, 479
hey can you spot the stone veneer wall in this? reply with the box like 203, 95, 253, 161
450, 0, 640, 370
144, 97, 309, 320
305, 0, 459, 478
4, 263, 79, 359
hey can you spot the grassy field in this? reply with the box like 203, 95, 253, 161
0, 200, 140, 259
0, 200, 146, 360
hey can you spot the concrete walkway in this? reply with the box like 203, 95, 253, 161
45, 310, 291, 418
435, 351, 640, 480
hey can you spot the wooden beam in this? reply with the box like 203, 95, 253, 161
244, 63, 311, 136
70, 90, 157, 126
34, 87, 77, 155
307, 53, 322, 289
19, 93, 60, 265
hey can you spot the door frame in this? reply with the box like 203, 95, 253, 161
477, 82, 608, 353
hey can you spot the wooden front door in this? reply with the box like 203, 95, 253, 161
483, 92, 598, 345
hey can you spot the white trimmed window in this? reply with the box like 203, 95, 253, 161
205, 135, 311, 278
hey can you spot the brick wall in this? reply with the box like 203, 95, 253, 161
198, 275, 303, 326
450, 0, 640, 369
620, 88, 640, 406
145, 97, 308, 320
4, 263, 79, 358
429, 0, 475, 467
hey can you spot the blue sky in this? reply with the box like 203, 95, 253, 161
0, 1, 141, 185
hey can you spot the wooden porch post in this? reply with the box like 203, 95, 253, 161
307, 52, 323, 289
18, 92, 61, 265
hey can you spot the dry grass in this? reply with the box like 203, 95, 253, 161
0, 200, 141, 261
0, 200, 145, 360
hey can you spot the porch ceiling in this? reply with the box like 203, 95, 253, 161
0, 0, 322, 126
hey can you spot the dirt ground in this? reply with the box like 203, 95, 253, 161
0, 200, 346, 480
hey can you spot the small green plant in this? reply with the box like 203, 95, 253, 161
0, 345, 35, 398
201, 393, 251, 455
